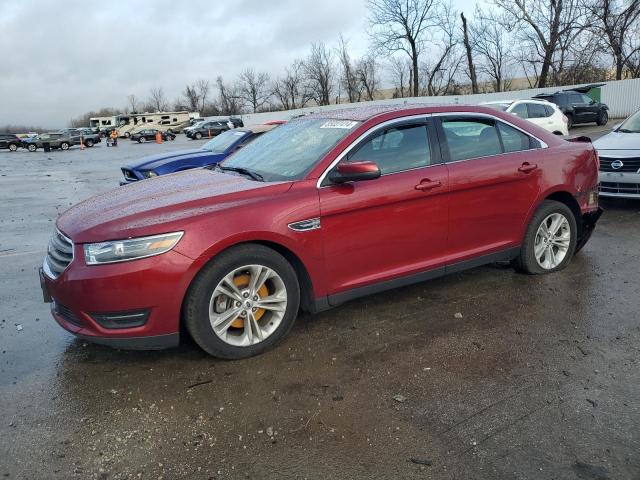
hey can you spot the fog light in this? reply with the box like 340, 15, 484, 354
91, 310, 149, 329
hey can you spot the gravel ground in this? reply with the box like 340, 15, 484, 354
1, 124, 639, 480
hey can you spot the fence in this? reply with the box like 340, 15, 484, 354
216, 77, 640, 126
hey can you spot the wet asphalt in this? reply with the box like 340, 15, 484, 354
0, 126, 638, 480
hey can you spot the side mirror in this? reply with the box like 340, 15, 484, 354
328, 161, 381, 184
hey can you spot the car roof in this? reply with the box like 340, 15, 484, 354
303, 103, 509, 122
237, 124, 278, 134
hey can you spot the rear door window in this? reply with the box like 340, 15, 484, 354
497, 122, 534, 152
348, 124, 431, 175
511, 103, 529, 119
528, 103, 549, 118
440, 118, 502, 161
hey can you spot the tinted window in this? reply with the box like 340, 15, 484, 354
528, 103, 548, 118
442, 119, 502, 161
544, 105, 555, 116
348, 124, 430, 174
497, 122, 533, 153
569, 93, 583, 104
511, 103, 529, 118
581, 94, 594, 104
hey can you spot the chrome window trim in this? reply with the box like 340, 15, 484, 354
316, 114, 434, 188
316, 111, 548, 188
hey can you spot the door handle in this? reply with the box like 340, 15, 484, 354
518, 162, 538, 173
415, 179, 442, 191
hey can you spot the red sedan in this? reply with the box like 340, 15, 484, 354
41, 104, 602, 358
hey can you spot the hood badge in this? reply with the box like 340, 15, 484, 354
611, 160, 624, 169
288, 218, 321, 232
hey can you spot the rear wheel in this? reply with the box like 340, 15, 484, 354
597, 110, 609, 126
124, 132, 131, 138
139, 137, 146, 143
8, 143, 18, 152
85, 139, 94, 147
566, 114, 574, 130
28, 144, 37, 152
60, 142, 70, 151
513, 200, 577, 274
194, 132, 202, 140
184, 244, 300, 359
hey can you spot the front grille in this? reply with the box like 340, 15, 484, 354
44, 229, 73, 278
121, 168, 137, 181
54, 302, 83, 327
599, 156, 640, 173
599, 182, 640, 195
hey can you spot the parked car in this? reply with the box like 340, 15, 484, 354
60, 128, 101, 147
23, 132, 80, 152
185, 121, 229, 139
533, 85, 609, 129
120, 125, 277, 184
130, 129, 176, 143
40, 105, 601, 358
594, 110, 640, 198
0, 133, 22, 152
483, 99, 569, 136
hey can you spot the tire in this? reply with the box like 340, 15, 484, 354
8, 143, 18, 152
28, 144, 37, 152
124, 132, 130, 138
566, 114, 573, 130
170, 135, 175, 141
597, 110, 609, 126
512, 200, 577, 275
85, 139, 94, 147
194, 132, 202, 140
139, 137, 146, 143
60, 142, 70, 151
184, 244, 300, 359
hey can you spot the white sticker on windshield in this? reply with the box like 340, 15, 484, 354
320, 120, 358, 129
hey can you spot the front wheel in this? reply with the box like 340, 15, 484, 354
184, 244, 300, 359
85, 139, 94, 147
512, 200, 577, 274
597, 110, 608, 126
124, 132, 130, 138
28, 144, 37, 152
138, 137, 146, 143
60, 142, 70, 150
194, 132, 202, 140
8, 143, 18, 152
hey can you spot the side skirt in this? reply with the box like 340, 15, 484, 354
313, 247, 520, 310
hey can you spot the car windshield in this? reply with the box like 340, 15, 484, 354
618, 111, 640, 132
220, 118, 360, 181
484, 103, 511, 112
202, 130, 247, 153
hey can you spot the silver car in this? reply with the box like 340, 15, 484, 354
594, 111, 640, 198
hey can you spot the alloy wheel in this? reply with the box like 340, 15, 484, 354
208, 264, 288, 347
534, 213, 571, 269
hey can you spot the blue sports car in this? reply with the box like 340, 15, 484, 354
120, 124, 276, 184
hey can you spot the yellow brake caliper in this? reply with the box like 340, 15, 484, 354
230, 274, 268, 328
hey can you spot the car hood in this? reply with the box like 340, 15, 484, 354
126, 148, 213, 171
594, 131, 640, 153
58, 169, 292, 243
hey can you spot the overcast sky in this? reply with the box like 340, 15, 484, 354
1, 0, 477, 128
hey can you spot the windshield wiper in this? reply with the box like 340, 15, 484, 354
213, 164, 264, 182
616, 128, 638, 133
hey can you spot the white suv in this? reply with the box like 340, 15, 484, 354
482, 99, 569, 136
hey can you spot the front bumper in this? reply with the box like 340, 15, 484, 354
599, 171, 640, 198
41, 248, 196, 350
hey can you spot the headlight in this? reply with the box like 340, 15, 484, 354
141, 171, 157, 178
84, 232, 183, 265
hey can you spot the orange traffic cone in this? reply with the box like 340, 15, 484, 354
156, 131, 163, 144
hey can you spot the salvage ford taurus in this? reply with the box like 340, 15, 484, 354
40, 105, 602, 359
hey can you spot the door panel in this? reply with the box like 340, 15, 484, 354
320, 165, 449, 296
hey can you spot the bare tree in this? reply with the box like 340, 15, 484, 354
336, 35, 362, 103
421, 4, 462, 96
148, 87, 168, 112
195, 79, 210, 113
368, 0, 440, 96
356, 55, 380, 101
587, 0, 640, 79
238, 68, 271, 112
472, 8, 513, 92
460, 12, 479, 93
492, 0, 585, 87
272, 60, 311, 110
216, 76, 243, 115
303, 42, 334, 106
182, 84, 200, 112
388, 56, 411, 97
127, 94, 139, 113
